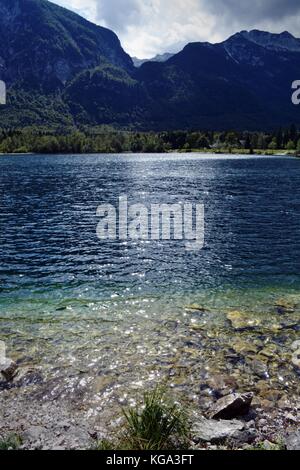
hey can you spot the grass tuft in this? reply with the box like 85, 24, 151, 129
95, 388, 189, 451
122, 388, 188, 450
248, 440, 286, 451
0, 434, 22, 450
94, 439, 117, 450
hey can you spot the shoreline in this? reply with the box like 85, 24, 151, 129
0, 150, 294, 157
0, 369, 299, 450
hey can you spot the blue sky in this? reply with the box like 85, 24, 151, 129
54, 0, 300, 58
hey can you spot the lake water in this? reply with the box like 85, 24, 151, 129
0, 153, 299, 414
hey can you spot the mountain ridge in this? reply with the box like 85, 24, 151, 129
1, 0, 300, 130
0, 0, 133, 88
132, 53, 175, 68
239, 29, 300, 52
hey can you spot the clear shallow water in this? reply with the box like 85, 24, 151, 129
0, 153, 299, 413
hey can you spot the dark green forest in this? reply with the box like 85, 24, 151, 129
0, 125, 300, 155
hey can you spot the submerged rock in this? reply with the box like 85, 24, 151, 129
291, 349, 300, 368
279, 319, 299, 330
275, 298, 296, 313
227, 311, 261, 330
249, 358, 270, 379
14, 367, 43, 388
209, 392, 253, 420
192, 416, 245, 443
231, 339, 258, 355
185, 304, 208, 313
0, 341, 18, 381
291, 340, 300, 351
277, 396, 293, 410
202, 374, 238, 399
289, 337, 300, 369
0, 357, 18, 381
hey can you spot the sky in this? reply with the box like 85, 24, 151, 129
54, 0, 300, 58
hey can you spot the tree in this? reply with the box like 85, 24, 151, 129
286, 140, 296, 151
225, 132, 238, 147
268, 138, 277, 150
289, 124, 297, 143
276, 128, 283, 149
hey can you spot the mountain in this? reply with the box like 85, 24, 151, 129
64, 63, 147, 127
75, 30, 300, 130
132, 53, 174, 68
0, 0, 134, 126
132, 31, 300, 130
240, 30, 300, 52
0, 0, 133, 89
1, 1, 300, 131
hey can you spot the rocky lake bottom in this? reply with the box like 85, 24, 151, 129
1, 292, 299, 450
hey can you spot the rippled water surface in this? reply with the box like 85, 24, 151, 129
0, 153, 299, 412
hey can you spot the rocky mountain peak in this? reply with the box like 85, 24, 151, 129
0, 0, 133, 88
239, 29, 300, 52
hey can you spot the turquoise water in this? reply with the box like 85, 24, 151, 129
0, 153, 299, 412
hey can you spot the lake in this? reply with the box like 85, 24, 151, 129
0, 153, 299, 415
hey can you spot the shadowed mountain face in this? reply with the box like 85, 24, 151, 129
132, 32, 300, 130
0, 0, 133, 89
1, 0, 300, 130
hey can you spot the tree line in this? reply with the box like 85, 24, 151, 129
1, 125, 300, 154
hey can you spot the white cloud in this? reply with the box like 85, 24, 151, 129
96, 0, 217, 58
55, 0, 97, 20
53, 0, 300, 58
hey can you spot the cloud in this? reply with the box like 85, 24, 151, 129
96, 0, 143, 33
95, 0, 217, 57
54, 0, 300, 58
203, 0, 300, 36
55, 0, 96, 18
205, 0, 300, 22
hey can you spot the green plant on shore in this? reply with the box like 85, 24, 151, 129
95, 388, 189, 451
248, 440, 286, 451
95, 439, 117, 450
122, 388, 188, 450
0, 434, 22, 450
